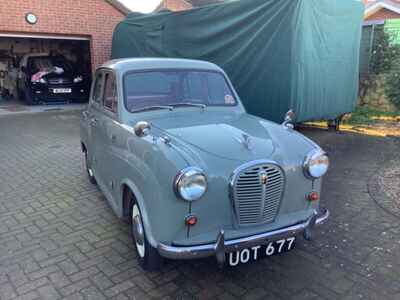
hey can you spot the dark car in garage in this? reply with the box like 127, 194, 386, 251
17, 53, 90, 104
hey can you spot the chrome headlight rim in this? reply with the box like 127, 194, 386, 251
174, 167, 207, 202
303, 149, 329, 179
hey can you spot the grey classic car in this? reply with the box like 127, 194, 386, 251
80, 58, 329, 270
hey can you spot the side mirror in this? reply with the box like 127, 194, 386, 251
134, 121, 151, 137
282, 109, 295, 129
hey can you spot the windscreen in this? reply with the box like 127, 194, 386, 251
124, 70, 237, 112
28, 56, 72, 74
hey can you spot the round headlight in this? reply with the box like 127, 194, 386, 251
303, 150, 329, 179
174, 167, 207, 201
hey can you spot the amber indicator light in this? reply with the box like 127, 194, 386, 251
185, 215, 198, 226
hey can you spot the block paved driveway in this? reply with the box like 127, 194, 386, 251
1, 111, 400, 300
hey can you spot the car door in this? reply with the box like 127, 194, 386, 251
96, 71, 121, 209
87, 70, 106, 186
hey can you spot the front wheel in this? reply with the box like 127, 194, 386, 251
130, 201, 163, 271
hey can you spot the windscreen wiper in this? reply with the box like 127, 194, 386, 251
169, 102, 207, 110
131, 105, 174, 113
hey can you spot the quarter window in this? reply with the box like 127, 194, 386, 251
103, 73, 118, 113
92, 72, 103, 103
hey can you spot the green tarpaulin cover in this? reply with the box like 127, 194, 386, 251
111, 0, 364, 122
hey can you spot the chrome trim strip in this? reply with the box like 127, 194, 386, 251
157, 208, 329, 263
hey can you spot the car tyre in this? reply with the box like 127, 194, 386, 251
84, 151, 97, 185
130, 200, 163, 271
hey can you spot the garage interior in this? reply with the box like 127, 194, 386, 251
0, 35, 91, 112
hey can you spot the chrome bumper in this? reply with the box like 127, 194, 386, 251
157, 208, 329, 265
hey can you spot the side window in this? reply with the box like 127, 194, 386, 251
92, 72, 104, 103
103, 73, 118, 113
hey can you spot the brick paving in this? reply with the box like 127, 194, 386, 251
1, 111, 400, 300
370, 162, 400, 218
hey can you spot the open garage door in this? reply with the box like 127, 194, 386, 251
0, 34, 91, 112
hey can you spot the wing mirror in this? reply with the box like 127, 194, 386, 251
134, 121, 151, 137
282, 109, 295, 129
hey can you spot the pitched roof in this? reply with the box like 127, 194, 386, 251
104, 0, 132, 15
365, 0, 400, 18
186, 0, 225, 6
155, 0, 226, 11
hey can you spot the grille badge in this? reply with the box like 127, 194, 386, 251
260, 172, 268, 185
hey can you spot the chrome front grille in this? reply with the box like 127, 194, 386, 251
231, 162, 284, 225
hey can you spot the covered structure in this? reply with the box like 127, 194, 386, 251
112, 0, 364, 122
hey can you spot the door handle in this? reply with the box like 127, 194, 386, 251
110, 134, 117, 143
90, 117, 98, 126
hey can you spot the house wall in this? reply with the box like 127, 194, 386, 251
0, 0, 126, 69
366, 8, 400, 21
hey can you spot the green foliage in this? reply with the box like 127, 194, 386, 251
369, 26, 400, 109
343, 106, 400, 125
384, 60, 400, 110
370, 28, 400, 74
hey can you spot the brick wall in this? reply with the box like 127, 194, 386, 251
158, 0, 193, 11
365, 8, 400, 21
0, 0, 126, 69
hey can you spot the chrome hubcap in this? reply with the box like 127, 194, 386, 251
85, 153, 94, 177
132, 204, 145, 257
87, 167, 94, 177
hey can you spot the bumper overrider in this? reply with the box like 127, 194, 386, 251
158, 208, 329, 265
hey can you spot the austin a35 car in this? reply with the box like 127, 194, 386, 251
80, 58, 329, 270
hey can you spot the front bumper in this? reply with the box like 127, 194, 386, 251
31, 84, 89, 102
158, 208, 329, 265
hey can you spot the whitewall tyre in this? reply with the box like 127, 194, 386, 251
131, 204, 145, 258
130, 201, 163, 271
84, 151, 97, 185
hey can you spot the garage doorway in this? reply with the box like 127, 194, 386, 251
0, 34, 91, 114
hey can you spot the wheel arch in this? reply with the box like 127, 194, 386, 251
120, 179, 157, 247
81, 142, 87, 153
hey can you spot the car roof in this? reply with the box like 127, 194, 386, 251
99, 58, 224, 73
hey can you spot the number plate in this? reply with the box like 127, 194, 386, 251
53, 88, 72, 94
227, 237, 296, 267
